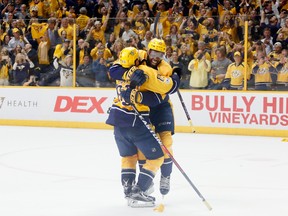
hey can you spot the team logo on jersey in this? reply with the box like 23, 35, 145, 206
232, 70, 241, 78
0, 97, 5, 109
61, 68, 73, 79
258, 68, 269, 75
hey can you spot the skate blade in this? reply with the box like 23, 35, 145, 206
128, 199, 155, 208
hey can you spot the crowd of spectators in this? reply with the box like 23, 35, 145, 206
0, 0, 288, 90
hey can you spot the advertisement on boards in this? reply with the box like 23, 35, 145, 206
171, 91, 288, 130
0, 88, 287, 132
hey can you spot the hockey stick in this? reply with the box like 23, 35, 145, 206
131, 104, 212, 211
176, 90, 196, 133
153, 12, 161, 38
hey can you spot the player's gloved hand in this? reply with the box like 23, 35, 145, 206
172, 67, 182, 80
120, 87, 143, 104
130, 69, 146, 88
122, 66, 137, 80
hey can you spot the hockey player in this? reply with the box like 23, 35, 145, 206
106, 47, 180, 207
109, 39, 181, 197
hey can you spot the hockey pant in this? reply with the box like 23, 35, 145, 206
138, 131, 173, 178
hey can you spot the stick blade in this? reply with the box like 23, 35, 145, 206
203, 200, 212, 211
153, 203, 165, 212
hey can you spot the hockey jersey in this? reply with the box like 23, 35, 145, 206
106, 63, 179, 128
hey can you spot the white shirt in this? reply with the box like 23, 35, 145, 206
121, 29, 137, 42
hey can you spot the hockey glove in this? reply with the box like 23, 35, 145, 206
120, 87, 143, 104
172, 67, 182, 80
130, 69, 147, 88
122, 66, 137, 80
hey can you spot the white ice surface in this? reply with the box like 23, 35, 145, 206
0, 126, 287, 216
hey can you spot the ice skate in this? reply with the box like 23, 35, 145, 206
160, 175, 170, 195
145, 181, 154, 195
128, 185, 156, 208
123, 179, 134, 199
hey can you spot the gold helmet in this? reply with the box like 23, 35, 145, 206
148, 38, 166, 53
119, 47, 139, 68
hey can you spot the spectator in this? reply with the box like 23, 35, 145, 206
106, 32, 116, 51
275, 32, 288, 50
38, 34, 52, 74
179, 17, 199, 40
163, 46, 173, 63
29, 0, 44, 19
90, 41, 112, 61
188, 50, 211, 89
268, 42, 283, 64
0, 52, 11, 86
275, 54, 288, 90
39, 54, 73, 86
113, 5, 127, 39
132, 11, 150, 40
223, 51, 251, 90
76, 7, 90, 32
53, 39, 73, 62
10, 53, 31, 86
260, 27, 274, 55
92, 57, 111, 87
15, 4, 29, 21
168, 23, 181, 47
178, 43, 193, 89
47, 18, 62, 60
110, 38, 125, 59
76, 55, 94, 87
1, 2, 16, 20
87, 6, 111, 44
24, 43, 39, 77
197, 41, 211, 61
141, 30, 153, 50
252, 53, 276, 90
76, 39, 91, 66
209, 47, 232, 89
1, 34, 11, 50
58, 18, 73, 40
121, 21, 137, 43
7, 28, 25, 52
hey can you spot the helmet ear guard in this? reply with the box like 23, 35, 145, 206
148, 38, 166, 53
119, 47, 139, 68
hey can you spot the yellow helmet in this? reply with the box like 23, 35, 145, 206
148, 38, 166, 53
119, 47, 139, 68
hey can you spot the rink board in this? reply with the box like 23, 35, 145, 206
0, 87, 287, 137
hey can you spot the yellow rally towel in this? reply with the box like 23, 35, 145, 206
30, 23, 49, 39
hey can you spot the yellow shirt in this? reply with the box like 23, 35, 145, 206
91, 26, 106, 43
90, 47, 112, 61
188, 59, 211, 88
58, 25, 74, 40
29, 1, 44, 17
76, 15, 90, 31
0, 64, 9, 79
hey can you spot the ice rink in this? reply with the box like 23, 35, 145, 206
0, 125, 287, 216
